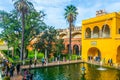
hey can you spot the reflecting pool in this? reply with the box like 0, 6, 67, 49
30, 63, 120, 80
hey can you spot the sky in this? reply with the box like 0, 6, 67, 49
0, 0, 120, 29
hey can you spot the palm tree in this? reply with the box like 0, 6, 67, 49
64, 5, 78, 59
13, 0, 34, 60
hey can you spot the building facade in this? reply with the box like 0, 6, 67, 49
82, 10, 120, 64
58, 27, 82, 55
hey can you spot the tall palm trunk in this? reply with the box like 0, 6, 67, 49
69, 22, 72, 59
21, 11, 25, 60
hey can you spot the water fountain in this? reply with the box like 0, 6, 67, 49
97, 61, 107, 70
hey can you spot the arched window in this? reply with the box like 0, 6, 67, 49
118, 28, 120, 34
102, 24, 110, 38
85, 28, 91, 38
93, 26, 99, 38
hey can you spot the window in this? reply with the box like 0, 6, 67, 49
93, 26, 99, 38
102, 24, 110, 38
118, 28, 120, 34
85, 28, 91, 38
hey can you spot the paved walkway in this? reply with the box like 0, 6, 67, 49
9, 60, 120, 80
10, 60, 83, 80
86, 61, 120, 70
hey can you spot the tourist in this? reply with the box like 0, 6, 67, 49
30, 73, 33, 80
2, 59, 6, 67
93, 56, 96, 61
29, 59, 32, 68
1, 67, 5, 77
34, 59, 37, 67
44, 58, 46, 64
23, 69, 28, 80
5, 64, 9, 76
16, 63, 20, 75
42, 58, 45, 66
110, 58, 113, 66
9, 63, 15, 77
26, 71, 30, 80
108, 59, 110, 65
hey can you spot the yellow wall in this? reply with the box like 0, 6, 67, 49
82, 12, 120, 64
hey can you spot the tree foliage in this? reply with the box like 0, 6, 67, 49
33, 26, 58, 56
54, 39, 65, 57
0, 9, 46, 58
64, 5, 78, 55
13, 0, 35, 60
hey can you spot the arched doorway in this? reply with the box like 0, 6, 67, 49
87, 47, 101, 61
73, 45, 79, 55
117, 46, 120, 63
67, 44, 69, 53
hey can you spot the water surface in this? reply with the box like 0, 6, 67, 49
30, 63, 120, 80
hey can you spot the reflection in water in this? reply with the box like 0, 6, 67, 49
29, 63, 120, 80
81, 74, 86, 80
97, 67, 107, 70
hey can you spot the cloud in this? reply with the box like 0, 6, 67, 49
31, 0, 72, 29
1, 0, 120, 29
75, 0, 120, 27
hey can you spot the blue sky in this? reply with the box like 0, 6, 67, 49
0, 0, 120, 29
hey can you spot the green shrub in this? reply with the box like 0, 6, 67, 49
28, 51, 45, 60
28, 51, 34, 59
77, 55, 81, 60
48, 56, 54, 62
3, 76, 10, 80
24, 60, 31, 65
28, 54, 34, 59
71, 55, 77, 60
37, 53, 44, 59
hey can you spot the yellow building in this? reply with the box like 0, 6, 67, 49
82, 10, 120, 64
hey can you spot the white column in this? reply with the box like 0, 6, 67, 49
45, 49, 47, 59
91, 31, 93, 38
99, 30, 102, 38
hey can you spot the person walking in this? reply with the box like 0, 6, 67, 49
42, 58, 45, 66
16, 63, 20, 75
110, 58, 113, 66
9, 63, 15, 77
29, 59, 32, 68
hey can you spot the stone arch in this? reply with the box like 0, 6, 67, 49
116, 46, 120, 63
102, 24, 110, 38
73, 44, 79, 55
59, 33, 67, 39
72, 32, 81, 38
87, 47, 101, 61
93, 26, 99, 38
85, 27, 91, 38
